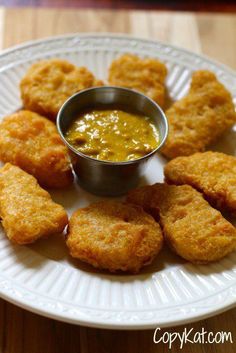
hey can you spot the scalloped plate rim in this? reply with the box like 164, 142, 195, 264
0, 32, 235, 78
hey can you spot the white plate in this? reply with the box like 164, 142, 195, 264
0, 34, 236, 330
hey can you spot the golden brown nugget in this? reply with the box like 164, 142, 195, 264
127, 183, 236, 263
108, 54, 167, 108
0, 110, 73, 188
165, 151, 236, 214
0, 163, 68, 245
20, 59, 103, 120
162, 70, 236, 159
66, 201, 163, 273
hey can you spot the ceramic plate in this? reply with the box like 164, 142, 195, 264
0, 34, 235, 330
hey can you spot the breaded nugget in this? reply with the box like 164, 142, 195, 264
127, 183, 236, 263
20, 59, 103, 120
164, 151, 236, 214
0, 110, 73, 188
66, 201, 163, 273
0, 163, 68, 244
161, 70, 236, 159
108, 54, 167, 108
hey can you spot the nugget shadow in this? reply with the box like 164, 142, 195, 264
50, 178, 125, 213
209, 127, 236, 156
66, 243, 181, 281
66, 256, 154, 282
28, 232, 68, 262
8, 241, 46, 270
156, 152, 169, 165
136, 175, 149, 187
164, 90, 174, 110
140, 244, 184, 274
0, 223, 62, 269
48, 182, 82, 210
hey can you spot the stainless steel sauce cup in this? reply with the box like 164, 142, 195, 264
57, 86, 168, 196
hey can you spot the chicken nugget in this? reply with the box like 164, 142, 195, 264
108, 54, 167, 108
161, 70, 236, 159
20, 59, 103, 120
127, 183, 236, 263
0, 163, 68, 244
0, 110, 73, 188
164, 151, 236, 214
66, 201, 163, 273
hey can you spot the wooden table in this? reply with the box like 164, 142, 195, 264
1, 0, 236, 12
0, 7, 236, 353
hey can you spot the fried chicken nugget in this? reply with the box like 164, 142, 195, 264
66, 201, 163, 273
0, 163, 68, 244
164, 151, 236, 214
108, 54, 167, 108
0, 110, 73, 188
20, 59, 103, 120
162, 70, 236, 159
127, 183, 236, 263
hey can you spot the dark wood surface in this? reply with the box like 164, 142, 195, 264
0, 0, 236, 12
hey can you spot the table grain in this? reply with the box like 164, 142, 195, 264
0, 0, 236, 11
0, 7, 236, 353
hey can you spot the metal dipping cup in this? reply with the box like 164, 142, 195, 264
57, 86, 168, 196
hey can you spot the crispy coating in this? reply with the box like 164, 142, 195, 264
0, 110, 73, 188
164, 151, 236, 214
66, 201, 163, 273
127, 183, 236, 263
161, 70, 236, 159
20, 59, 103, 120
0, 163, 68, 244
108, 54, 167, 108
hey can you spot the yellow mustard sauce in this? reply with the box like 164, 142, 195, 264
65, 109, 160, 162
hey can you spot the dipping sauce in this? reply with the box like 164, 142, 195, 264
65, 109, 160, 162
